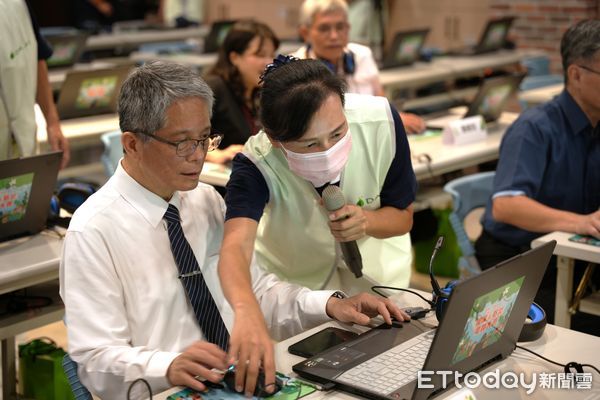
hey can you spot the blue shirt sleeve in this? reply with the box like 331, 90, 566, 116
492, 116, 548, 199
380, 105, 418, 209
25, 0, 53, 60
224, 153, 270, 222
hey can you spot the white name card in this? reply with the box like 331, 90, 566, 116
442, 115, 488, 145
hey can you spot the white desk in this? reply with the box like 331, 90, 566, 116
531, 232, 600, 329
129, 41, 302, 71
35, 105, 119, 150
519, 83, 563, 108
85, 26, 208, 51
156, 320, 600, 399
0, 232, 65, 400
380, 49, 543, 99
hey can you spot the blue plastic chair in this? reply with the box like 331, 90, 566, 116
443, 172, 496, 277
100, 130, 123, 177
521, 56, 551, 76
62, 354, 93, 399
520, 74, 564, 91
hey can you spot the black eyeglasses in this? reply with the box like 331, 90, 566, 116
138, 132, 223, 156
577, 64, 600, 77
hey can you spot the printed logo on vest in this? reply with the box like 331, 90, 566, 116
356, 195, 380, 207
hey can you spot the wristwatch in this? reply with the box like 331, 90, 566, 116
331, 291, 347, 300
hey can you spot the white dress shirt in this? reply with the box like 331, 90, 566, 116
291, 42, 381, 95
60, 163, 334, 399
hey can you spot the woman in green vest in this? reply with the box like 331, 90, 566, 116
217, 57, 417, 391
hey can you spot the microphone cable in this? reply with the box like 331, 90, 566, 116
515, 344, 600, 375
371, 285, 436, 308
127, 378, 152, 400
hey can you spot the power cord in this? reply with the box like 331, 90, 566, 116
371, 285, 436, 307
516, 345, 600, 375
127, 378, 152, 400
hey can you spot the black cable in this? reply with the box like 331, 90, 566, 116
516, 345, 600, 375
126, 378, 152, 400
371, 285, 436, 307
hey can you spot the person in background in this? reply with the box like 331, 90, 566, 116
218, 57, 416, 394
476, 19, 600, 334
292, 0, 425, 134
0, 0, 70, 168
60, 60, 409, 398
204, 20, 279, 165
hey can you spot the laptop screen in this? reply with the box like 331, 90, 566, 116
477, 17, 515, 53
0, 152, 62, 242
451, 275, 525, 365
204, 20, 236, 53
466, 74, 525, 122
383, 29, 429, 68
57, 65, 132, 119
45, 33, 88, 69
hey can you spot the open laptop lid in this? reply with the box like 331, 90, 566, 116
381, 29, 429, 69
293, 241, 555, 400
413, 240, 555, 400
0, 152, 62, 242
44, 32, 89, 69
465, 73, 525, 122
203, 20, 236, 53
57, 65, 132, 120
474, 17, 515, 54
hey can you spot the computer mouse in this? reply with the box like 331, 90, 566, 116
223, 367, 282, 398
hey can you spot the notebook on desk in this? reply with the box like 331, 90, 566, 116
293, 241, 556, 400
381, 29, 430, 69
0, 152, 62, 242
448, 17, 516, 56
425, 73, 525, 129
44, 31, 89, 69
56, 65, 132, 120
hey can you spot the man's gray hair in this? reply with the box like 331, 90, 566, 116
299, 0, 348, 27
561, 19, 600, 82
118, 61, 214, 139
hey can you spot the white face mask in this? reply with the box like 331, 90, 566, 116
281, 131, 353, 187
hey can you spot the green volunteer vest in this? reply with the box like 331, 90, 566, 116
244, 94, 412, 289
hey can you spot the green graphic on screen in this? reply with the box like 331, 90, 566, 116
0, 173, 34, 224
482, 24, 507, 49
47, 42, 77, 67
451, 276, 525, 365
396, 35, 423, 62
478, 84, 512, 117
75, 76, 117, 109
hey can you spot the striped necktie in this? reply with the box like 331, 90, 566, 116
163, 204, 229, 350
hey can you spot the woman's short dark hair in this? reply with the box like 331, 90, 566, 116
260, 59, 346, 142
206, 19, 279, 105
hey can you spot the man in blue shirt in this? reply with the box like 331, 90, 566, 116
476, 20, 600, 332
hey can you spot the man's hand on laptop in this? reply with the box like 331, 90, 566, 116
400, 112, 426, 135
326, 293, 410, 326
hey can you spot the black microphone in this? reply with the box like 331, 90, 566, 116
322, 185, 363, 278
429, 236, 445, 297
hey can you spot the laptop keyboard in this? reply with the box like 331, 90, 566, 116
336, 330, 435, 396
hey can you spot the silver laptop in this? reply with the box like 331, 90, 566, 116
293, 241, 556, 400
0, 152, 62, 242
56, 65, 132, 120
425, 74, 525, 129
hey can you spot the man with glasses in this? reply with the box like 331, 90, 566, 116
60, 60, 408, 398
291, 0, 425, 134
476, 20, 600, 334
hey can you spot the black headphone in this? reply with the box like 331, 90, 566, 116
305, 45, 356, 74
429, 237, 546, 342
